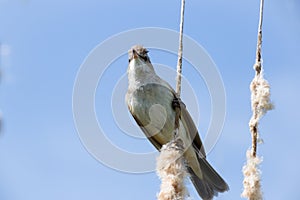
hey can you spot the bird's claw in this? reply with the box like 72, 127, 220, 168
172, 97, 185, 110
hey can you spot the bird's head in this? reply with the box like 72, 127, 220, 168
128, 45, 152, 65
128, 45, 154, 74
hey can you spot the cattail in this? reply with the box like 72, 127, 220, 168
156, 139, 188, 200
242, 0, 273, 199
242, 62, 273, 200
242, 150, 263, 200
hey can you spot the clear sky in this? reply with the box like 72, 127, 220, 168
0, 0, 299, 200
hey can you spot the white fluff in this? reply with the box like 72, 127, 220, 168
156, 140, 188, 200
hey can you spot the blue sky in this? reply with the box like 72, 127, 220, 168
0, 0, 299, 200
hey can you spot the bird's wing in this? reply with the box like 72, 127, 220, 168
163, 80, 206, 158
129, 113, 163, 150
180, 103, 206, 158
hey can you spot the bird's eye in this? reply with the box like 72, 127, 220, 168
140, 55, 149, 62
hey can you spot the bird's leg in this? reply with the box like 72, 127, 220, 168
172, 96, 185, 139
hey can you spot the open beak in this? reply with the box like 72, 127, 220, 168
132, 49, 138, 59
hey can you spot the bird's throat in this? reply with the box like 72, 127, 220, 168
127, 60, 156, 89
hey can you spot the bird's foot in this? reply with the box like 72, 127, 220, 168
172, 97, 185, 110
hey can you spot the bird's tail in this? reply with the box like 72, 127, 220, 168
188, 156, 229, 200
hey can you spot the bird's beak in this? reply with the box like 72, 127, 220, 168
132, 49, 138, 60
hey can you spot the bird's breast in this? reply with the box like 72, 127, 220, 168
127, 83, 176, 141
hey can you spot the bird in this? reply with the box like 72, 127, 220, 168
125, 45, 229, 200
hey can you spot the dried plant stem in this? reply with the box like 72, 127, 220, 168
157, 1, 187, 200
242, 0, 273, 199
176, 0, 185, 97
251, 0, 264, 157
174, 0, 185, 133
